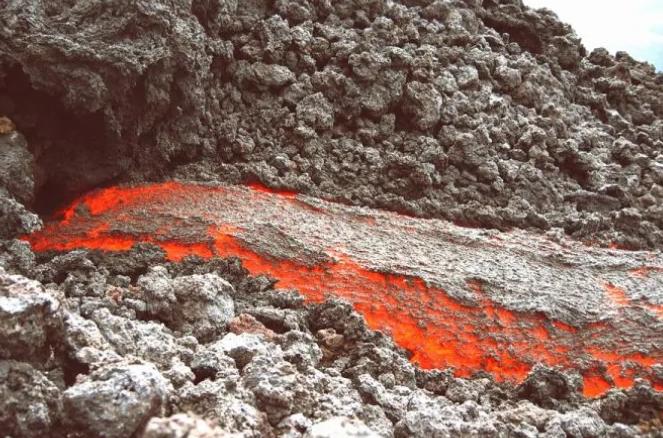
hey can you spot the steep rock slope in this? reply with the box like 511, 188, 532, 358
0, 0, 662, 248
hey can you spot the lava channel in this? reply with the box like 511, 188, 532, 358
24, 182, 663, 397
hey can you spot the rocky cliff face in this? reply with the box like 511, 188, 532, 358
1, 0, 663, 436
1, 0, 663, 248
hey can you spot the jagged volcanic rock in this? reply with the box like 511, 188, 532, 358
2, 0, 663, 436
1, 0, 663, 249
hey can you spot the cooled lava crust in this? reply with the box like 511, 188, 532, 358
25, 182, 663, 397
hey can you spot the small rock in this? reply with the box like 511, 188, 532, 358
229, 313, 278, 340
304, 416, 379, 438
138, 268, 235, 341
63, 362, 172, 438
297, 93, 335, 131
142, 413, 238, 438
0, 129, 34, 204
0, 268, 62, 363
402, 82, 442, 130
251, 62, 296, 87
218, 332, 279, 369
0, 360, 62, 438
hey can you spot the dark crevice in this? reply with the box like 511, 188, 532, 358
559, 157, 591, 189
63, 356, 91, 387
192, 367, 217, 384
481, 17, 544, 55
0, 64, 126, 213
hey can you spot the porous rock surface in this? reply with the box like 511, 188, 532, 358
0, 0, 662, 249
0, 0, 663, 437
0, 246, 660, 437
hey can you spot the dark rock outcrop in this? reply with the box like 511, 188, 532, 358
1, 0, 662, 249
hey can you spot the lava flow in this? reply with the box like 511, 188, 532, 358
24, 182, 663, 397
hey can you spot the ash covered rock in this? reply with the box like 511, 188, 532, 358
63, 361, 172, 438
137, 267, 235, 341
0, 360, 62, 438
0, 267, 62, 364
305, 416, 379, 438
0, 250, 661, 436
142, 413, 241, 438
1, 0, 663, 249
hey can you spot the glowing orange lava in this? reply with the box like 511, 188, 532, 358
23, 182, 663, 397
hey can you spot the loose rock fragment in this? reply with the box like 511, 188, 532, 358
63, 362, 172, 438
304, 416, 379, 438
0, 360, 62, 438
0, 267, 61, 363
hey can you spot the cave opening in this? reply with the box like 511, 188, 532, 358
0, 63, 123, 216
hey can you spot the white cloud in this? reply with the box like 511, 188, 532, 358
524, 0, 663, 70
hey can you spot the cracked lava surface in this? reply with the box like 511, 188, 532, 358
24, 182, 663, 397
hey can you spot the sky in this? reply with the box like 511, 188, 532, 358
524, 0, 663, 71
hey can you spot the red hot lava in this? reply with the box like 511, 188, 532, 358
24, 182, 663, 397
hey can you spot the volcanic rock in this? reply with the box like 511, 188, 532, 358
2, 0, 663, 436
62, 361, 172, 438
304, 416, 379, 438
0, 188, 42, 240
0, 267, 62, 364
2, 0, 663, 249
0, 360, 63, 438
175, 374, 272, 437
0, 128, 34, 205
87, 307, 196, 372
24, 182, 663, 399
138, 267, 235, 341
229, 313, 278, 340
142, 413, 239, 438
0, 239, 37, 276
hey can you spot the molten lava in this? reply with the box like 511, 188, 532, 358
24, 182, 663, 397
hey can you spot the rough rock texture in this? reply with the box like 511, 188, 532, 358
0, 126, 41, 239
22, 181, 663, 404
1, 0, 663, 437
0, 360, 62, 438
0, 267, 62, 364
305, 416, 379, 438
0, 247, 659, 437
138, 267, 236, 341
63, 361, 172, 438
1, 0, 662, 249
143, 413, 242, 438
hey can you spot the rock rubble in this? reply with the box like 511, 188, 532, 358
1, 0, 663, 436
0, 0, 662, 249
0, 247, 660, 436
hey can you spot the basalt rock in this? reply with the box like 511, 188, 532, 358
142, 413, 241, 438
24, 182, 663, 399
0, 360, 63, 438
0, 246, 659, 436
137, 268, 236, 342
0, 267, 62, 364
2, 0, 663, 437
1, 0, 662, 249
62, 361, 172, 438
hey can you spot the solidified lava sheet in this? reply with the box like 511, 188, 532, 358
25, 182, 663, 397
